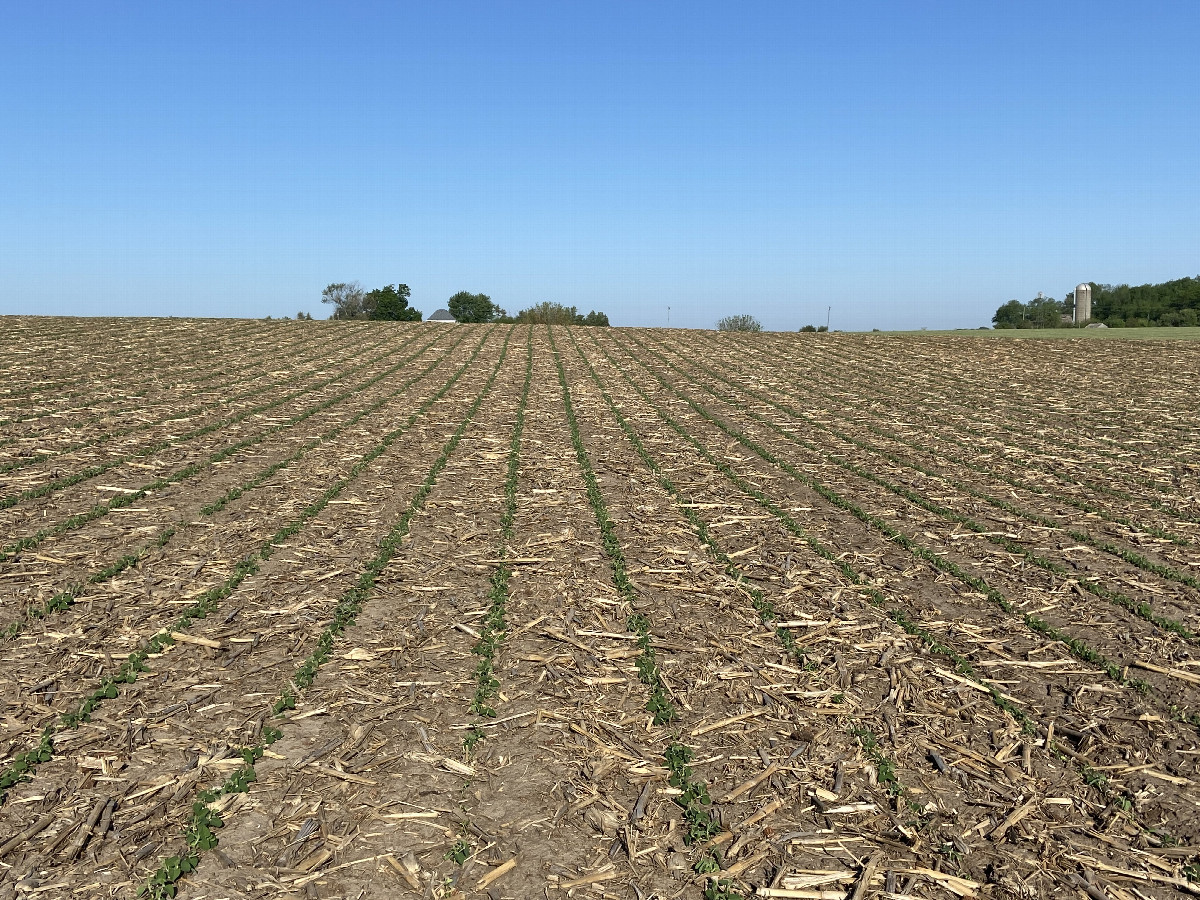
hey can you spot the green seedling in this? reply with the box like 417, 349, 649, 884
446, 838, 472, 865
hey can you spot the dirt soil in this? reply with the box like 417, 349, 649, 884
1, 318, 1199, 900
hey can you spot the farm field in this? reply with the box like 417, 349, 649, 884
878, 328, 1200, 341
1, 319, 1200, 900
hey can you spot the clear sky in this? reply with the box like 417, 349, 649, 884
1, 2, 1197, 330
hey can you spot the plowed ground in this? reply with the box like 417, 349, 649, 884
1, 317, 1199, 900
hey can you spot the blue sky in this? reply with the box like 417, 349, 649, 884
1, 2, 1197, 329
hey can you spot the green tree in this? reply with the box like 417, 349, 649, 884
991, 300, 1025, 329
366, 284, 422, 321
717, 314, 762, 332
448, 291, 505, 323
321, 282, 367, 319
1026, 295, 1065, 328
1090, 276, 1200, 325
509, 301, 610, 325
580, 310, 610, 326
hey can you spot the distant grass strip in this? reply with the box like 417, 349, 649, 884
140, 328, 514, 900
0, 328, 498, 803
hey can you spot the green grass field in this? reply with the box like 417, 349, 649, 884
872, 327, 1200, 340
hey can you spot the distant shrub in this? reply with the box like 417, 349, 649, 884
514, 302, 610, 326
717, 315, 762, 332
799, 324, 817, 333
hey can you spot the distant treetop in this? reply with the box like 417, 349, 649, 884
448, 291, 507, 323
992, 276, 1200, 329
321, 282, 422, 321
717, 314, 762, 332
513, 302, 609, 326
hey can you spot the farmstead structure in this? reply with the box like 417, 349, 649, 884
0, 318, 1199, 898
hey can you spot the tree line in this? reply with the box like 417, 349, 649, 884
993, 276, 1200, 329
319, 283, 608, 325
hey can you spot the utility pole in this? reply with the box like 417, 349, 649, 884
826, 306, 831, 331
667, 306, 670, 328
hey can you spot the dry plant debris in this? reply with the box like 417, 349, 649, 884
0, 317, 1199, 900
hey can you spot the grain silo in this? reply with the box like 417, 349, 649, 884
1075, 283, 1092, 324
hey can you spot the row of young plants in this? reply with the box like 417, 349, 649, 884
640, 334, 1200, 638
0, 318, 292, 432
682, 332, 1192, 548
806, 337, 1188, 489
0, 321, 367, 473
580, 332, 1032, 726
0, 326, 444, 563
0, 320, 284, 436
822, 336, 1200, 472
139, 329, 516, 899
548, 328, 736, 896
566, 333, 967, 888
731, 334, 1200, 527
564, 329, 803, 664
0, 319, 262, 409
619, 332, 1200, 832
619, 330, 1163, 695
0, 327, 407, 513
465, 332, 533, 751
0, 329, 501, 802
1, 327, 477, 641
579, 332, 1164, 840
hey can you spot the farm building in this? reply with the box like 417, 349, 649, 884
426, 309, 456, 323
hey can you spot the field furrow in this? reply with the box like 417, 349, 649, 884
1, 318, 1198, 900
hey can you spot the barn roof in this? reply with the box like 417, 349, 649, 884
427, 309, 456, 321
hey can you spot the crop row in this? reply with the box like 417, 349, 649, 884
557, 331, 1157, 895
577, 329, 1200, 848
0, 322, 370, 471
803, 334, 1200, 466
611, 331, 1200, 725
0, 327, 442, 561
668, 332, 1199, 557
722, 332, 1200, 526
0, 327, 500, 800
1, 326, 478, 641
139, 328, 515, 898
0, 319, 280, 434
636, 334, 1200, 636
0, 319, 273, 410
0, 326, 402, 515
